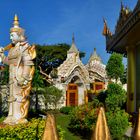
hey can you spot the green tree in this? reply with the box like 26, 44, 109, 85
35, 43, 85, 74
44, 86, 64, 110
0, 93, 2, 116
106, 53, 124, 82
105, 83, 126, 111
120, 67, 127, 84
106, 108, 129, 139
31, 68, 46, 113
0, 65, 9, 85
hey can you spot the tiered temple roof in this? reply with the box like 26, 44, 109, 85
103, 0, 140, 55
86, 48, 106, 82
57, 35, 90, 84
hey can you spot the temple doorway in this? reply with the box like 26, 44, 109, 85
66, 83, 78, 106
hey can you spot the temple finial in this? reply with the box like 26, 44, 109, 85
121, 0, 123, 9
13, 14, 19, 27
72, 33, 75, 43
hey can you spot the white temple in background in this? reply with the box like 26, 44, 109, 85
52, 35, 107, 107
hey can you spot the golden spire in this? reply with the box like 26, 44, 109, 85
91, 107, 111, 140
10, 14, 24, 34
134, 108, 140, 140
13, 14, 19, 27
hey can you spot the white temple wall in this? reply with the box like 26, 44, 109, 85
78, 86, 85, 105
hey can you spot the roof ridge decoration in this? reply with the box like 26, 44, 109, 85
134, 0, 140, 12
115, 1, 132, 33
102, 18, 112, 37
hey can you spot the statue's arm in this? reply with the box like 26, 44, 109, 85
18, 45, 36, 86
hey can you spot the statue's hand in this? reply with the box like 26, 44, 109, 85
0, 47, 4, 53
17, 77, 29, 86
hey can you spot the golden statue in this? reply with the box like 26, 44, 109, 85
0, 15, 36, 124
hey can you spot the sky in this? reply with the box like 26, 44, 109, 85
0, 0, 138, 64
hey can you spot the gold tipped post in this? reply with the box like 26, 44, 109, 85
42, 114, 59, 140
134, 108, 140, 140
91, 107, 111, 140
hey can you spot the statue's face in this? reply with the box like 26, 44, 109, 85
10, 32, 20, 44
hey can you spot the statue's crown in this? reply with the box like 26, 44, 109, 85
10, 14, 24, 34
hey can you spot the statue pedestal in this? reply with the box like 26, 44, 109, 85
3, 116, 28, 125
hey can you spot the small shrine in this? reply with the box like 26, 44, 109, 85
52, 35, 107, 107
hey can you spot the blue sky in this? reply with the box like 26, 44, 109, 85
0, 0, 138, 64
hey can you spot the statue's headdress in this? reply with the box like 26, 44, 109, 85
10, 14, 25, 35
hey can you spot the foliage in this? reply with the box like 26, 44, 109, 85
35, 44, 85, 74
68, 102, 98, 138
96, 91, 107, 105
106, 53, 124, 82
105, 83, 127, 111
68, 83, 128, 139
120, 67, 127, 84
0, 116, 5, 123
57, 125, 65, 140
55, 113, 82, 140
44, 86, 64, 110
0, 118, 45, 140
0, 65, 9, 85
32, 68, 46, 89
31, 68, 46, 113
106, 108, 129, 139
0, 93, 2, 116
60, 106, 74, 115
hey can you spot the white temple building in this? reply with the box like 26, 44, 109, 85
52, 35, 107, 107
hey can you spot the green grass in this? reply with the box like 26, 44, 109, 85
0, 117, 5, 123
55, 113, 84, 140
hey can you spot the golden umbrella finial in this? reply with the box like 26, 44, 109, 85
13, 14, 19, 27
91, 107, 111, 140
134, 108, 140, 140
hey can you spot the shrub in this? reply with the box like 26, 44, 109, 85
0, 118, 45, 140
105, 83, 126, 111
60, 106, 74, 115
106, 108, 129, 139
57, 125, 65, 140
44, 86, 64, 110
0, 117, 5, 123
68, 102, 98, 138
